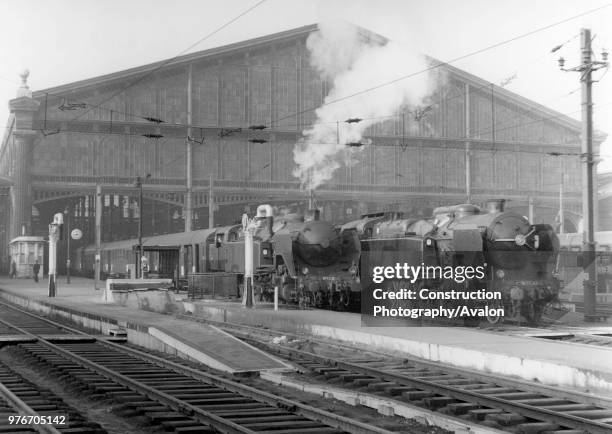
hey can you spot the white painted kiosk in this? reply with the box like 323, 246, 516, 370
8, 236, 45, 278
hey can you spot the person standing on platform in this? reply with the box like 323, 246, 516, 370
9, 260, 16, 278
33, 260, 40, 283
141, 255, 149, 279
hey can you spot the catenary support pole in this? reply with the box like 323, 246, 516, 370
209, 173, 214, 229
464, 83, 471, 203
94, 184, 102, 290
185, 64, 193, 232
580, 28, 597, 321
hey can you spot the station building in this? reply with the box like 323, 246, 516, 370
0, 24, 606, 273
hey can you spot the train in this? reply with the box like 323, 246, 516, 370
75, 204, 361, 309
76, 199, 560, 323
342, 199, 560, 325
225, 205, 361, 308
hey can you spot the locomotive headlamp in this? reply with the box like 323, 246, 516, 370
496, 269, 505, 279
262, 248, 269, 255
302, 267, 309, 275
425, 238, 433, 246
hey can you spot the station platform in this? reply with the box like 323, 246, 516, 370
0, 277, 289, 374
186, 299, 612, 397
1, 277, 612, 397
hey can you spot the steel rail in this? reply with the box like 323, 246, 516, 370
94, 341, 392, 434
4, 299, 611, 432
0, 317, 255, 434
0, 301, 393, 434
241, 335, 612, 434
0, 382, 62, 434
178, 312, 612, 408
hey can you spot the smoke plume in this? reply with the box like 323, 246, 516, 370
293, 21, 435, 190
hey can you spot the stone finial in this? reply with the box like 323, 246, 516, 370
17, 69, 32, 98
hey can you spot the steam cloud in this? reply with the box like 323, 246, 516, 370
293, 22, 435, 190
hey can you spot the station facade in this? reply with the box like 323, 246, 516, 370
0, 24, 604, 273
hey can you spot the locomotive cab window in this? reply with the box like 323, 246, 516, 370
215, 234, 224, 247
261, 243, 272, 259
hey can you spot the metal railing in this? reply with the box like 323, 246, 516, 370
187, 272, 240, 300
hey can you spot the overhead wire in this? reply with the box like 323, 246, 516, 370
52, 96, 612, 193
58, 93, 612, 230
268, 3, 612, 127
19, 2, 609, 140
30, 0, 269, 135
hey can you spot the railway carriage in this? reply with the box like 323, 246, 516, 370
75, 228, 219, 280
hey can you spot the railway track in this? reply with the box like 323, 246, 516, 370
177, 314, 612, 434
0, 301, 395, 434
0, 303, 71, 336
0, 359, 106, 433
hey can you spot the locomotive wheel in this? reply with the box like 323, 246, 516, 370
314, 291, 324, 308
526, 301, 545, 325
338, 289, 350, 311
343, 289, 351, 308
485, 300, 504, 324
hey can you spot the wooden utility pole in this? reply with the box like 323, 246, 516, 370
185, 64, 193, 232
208, 173, 214, 229
464, 83, 472, 203
94, 184, 102, 290
136, 177, 143, 279
559, 173, 565, 234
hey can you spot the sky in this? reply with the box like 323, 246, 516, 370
1, 0, 611, 172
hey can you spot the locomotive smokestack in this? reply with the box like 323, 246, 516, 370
256, 204, 274, 234
485, 199, 506, 213
305, 209, 321, 221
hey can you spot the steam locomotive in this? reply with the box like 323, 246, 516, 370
216, 205, 361, 309
344, 199, 560, 324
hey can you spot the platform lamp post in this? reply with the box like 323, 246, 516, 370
135, 174, 151, 279
241, 213, 256, 308
48, 213, 63, 297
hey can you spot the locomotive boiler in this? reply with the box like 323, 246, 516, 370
347, 199, 559, 325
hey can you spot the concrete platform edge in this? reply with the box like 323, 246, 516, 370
187, 304, 612, 396
0, 287, 278, 374
260, 371, 506, 434
308, 323, 612, 395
